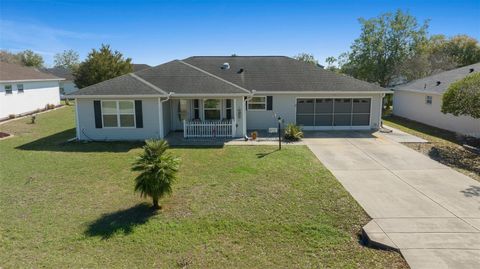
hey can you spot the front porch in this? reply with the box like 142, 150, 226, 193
164, 97, 246, 139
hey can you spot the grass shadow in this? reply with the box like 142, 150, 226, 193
16, 128, 143, 152
84, 203, 157, 239
256, 149, 279, 158
461, 185, 480, 197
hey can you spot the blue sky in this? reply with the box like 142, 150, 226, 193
1, 0, 479, 67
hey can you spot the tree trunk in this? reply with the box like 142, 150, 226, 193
152, 196, 161, 210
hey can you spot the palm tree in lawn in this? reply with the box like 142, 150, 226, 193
132, 139, 180, 209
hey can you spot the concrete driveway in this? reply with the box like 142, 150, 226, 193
304, 131, 480, 269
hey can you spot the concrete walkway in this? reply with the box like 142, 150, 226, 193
304, 131, 480, 269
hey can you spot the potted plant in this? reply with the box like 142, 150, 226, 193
251, 131, 258, 140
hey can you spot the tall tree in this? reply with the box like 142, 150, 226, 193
442, 73, 480, 119
293, 53, 318, 65
443, 35, 480, 66
74, 44, 132, 88
339, 10, 428, 86
18, 50, 44, 68
0, 50, 22, 65
54, 49, 80, 70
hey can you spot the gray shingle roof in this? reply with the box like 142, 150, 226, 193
133, 60, 248, 95
394, 63, 480, 94
70, 56, 388, 97
42, 66, 75, 81
69, 74, 161, 96
183, 56, 387, 93
132, 64, 151, 72
0, 62, 62, 82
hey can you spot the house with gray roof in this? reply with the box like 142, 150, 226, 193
69, 56, 390, 141
1, 62, 63, 120
393, 63, 480, 138
43, 67, 78, 98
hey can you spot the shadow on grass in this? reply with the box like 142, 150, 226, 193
16, 128, 143, 152
85, 203, 157, 239
461, 185, 480, 197
428, 146, 480, 175
256, 149, 279, 158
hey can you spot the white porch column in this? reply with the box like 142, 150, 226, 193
242, 97, 247, 137
232, 98, 237, 137
158, 98, 164, 138
75, 98, 80, 140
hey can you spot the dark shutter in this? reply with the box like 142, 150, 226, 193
93, 100, 102, 128
135, 100, 143, 128
267, 96, 273, 110
244, 96, 248, 111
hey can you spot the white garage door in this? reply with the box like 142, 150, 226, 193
296, 98, 371, 130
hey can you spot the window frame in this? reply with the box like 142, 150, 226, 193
425, 95, 433, 105
4, 85, 12, 95
101, 100, 136, 128
17, 84, 24, 93
203, 99, 222, 121
247, 96, 267, 111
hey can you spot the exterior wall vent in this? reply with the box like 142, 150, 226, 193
237, 68, 244, 74
436, 81, 441, 86
469, 68, 475, 73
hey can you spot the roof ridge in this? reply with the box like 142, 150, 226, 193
178, 60, 251, 94
129, 73, 168, 95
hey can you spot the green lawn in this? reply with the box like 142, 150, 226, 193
0, 106, 406, 268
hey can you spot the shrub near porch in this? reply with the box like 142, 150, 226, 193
0, 106, 406, 268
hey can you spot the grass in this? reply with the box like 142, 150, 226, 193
383, 115, 480, 181
0, 106, 406, 268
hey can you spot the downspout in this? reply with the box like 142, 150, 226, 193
242, 90, 256, 138
158, 92, 174, 139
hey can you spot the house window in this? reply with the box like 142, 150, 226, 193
178, 100, 188, 121
17, 84, 24, 93
425, 95, 432, 105
4, 85, 12, 94
225, 99, 232, 120
101, 100, 135, 128
204, 99, 221, 121
193, 99, 200, 120
248, 96, 266, 110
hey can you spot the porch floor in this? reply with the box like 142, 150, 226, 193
164, 131, 303, 146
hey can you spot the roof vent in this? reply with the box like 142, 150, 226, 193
469, 68, 474, 73
436, 81, 441, 86
237, 68, 244, 74
221, 62, 230, 70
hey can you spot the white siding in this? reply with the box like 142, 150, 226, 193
0, 81, 61, 120
393, 90, 480, 138
246, 93, 383, 130
76, 98, 161, 141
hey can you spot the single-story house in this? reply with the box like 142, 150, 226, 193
43, 66, 78, 98
0, 62, 63, 120
393, 63, 480, 138
69, 56, 390, 141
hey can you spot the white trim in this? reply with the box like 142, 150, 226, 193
129, 73, 168, 95
232, 98, 237, 137
247, 96, 267, 111
158, 98, 164, 138
101, 100, 136, 128
178, 60, 251, 94
254, 91, 391, 94
242, 97, 247, 136
170, 93, 248, 97
393, 88, 443, 96
70, 94, 163, 98
0, 78, 65, 83
75, 98, 80, 140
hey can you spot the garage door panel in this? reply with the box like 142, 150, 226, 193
315, 114, 333, 126
333, 114, 351, 126
315, 99, 333, 113
352, 114, 370, 126
353, 98, 371, 113
297, 99, 314, 113
334, 99, 352, 113
297, 115, 314, 126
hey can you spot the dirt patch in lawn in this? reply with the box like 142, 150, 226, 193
0, 131, 11, 139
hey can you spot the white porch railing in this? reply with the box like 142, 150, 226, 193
183, 120, 234, 138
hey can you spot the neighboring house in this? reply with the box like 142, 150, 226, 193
132, 64, 151, 72
393, 63, 480, 138
69, 56, 389, 141
43, 67, 78, 98
0, 62, 63, 120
